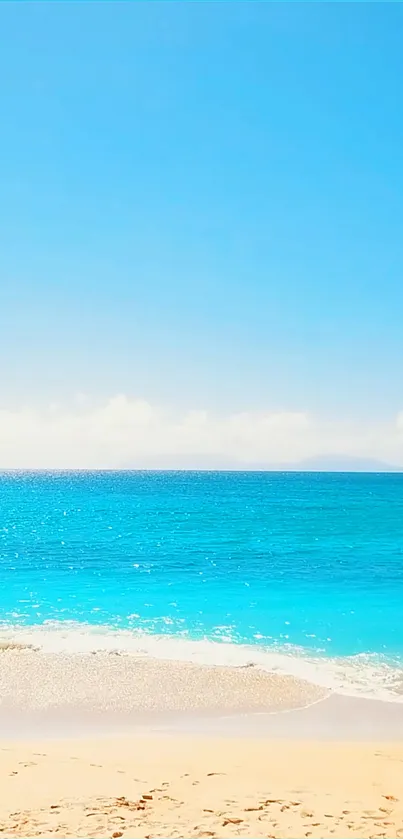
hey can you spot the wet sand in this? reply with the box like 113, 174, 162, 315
2, 649, 403, 741
0, 648, 326, 718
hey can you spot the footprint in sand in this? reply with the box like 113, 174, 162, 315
222, 818, 243, 825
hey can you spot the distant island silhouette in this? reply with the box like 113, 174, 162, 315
120, 454, 402, 472
289, 455, 402, 473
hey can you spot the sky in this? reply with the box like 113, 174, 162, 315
0, 2, 403, 469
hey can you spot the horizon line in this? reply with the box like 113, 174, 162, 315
0, 467, 401, 475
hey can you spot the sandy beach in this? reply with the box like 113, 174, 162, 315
1, 650, 403, 836
0, 649, 326, 718
1, 737, 403, 838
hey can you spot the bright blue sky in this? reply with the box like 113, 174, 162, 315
1, 1, 403, 423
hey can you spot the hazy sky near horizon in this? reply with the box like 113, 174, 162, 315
1, 2, 403, 467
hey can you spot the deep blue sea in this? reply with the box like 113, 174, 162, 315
1, 471, 403, 701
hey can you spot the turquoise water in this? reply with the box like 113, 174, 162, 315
1, 471, 403, 700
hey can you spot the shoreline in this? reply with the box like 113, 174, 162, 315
3, 694, 403, 743
2, 621, 403, 705
0, 648, 326, 731
2, 649, 403, 742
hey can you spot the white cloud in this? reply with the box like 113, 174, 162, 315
0, 395, 402, 469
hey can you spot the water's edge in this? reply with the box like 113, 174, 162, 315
1, 621, 403, 704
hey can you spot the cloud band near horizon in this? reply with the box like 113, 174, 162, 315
0, 395, 402, 470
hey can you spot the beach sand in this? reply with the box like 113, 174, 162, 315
1, 737, 403, 837
1, 650, 403, 837
0, 649, 326, 717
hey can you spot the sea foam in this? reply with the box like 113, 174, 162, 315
1, 620, 402, 705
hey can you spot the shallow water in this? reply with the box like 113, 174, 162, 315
1, 470, 403, 701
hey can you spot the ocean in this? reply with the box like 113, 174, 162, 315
1, 470, 403, 703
